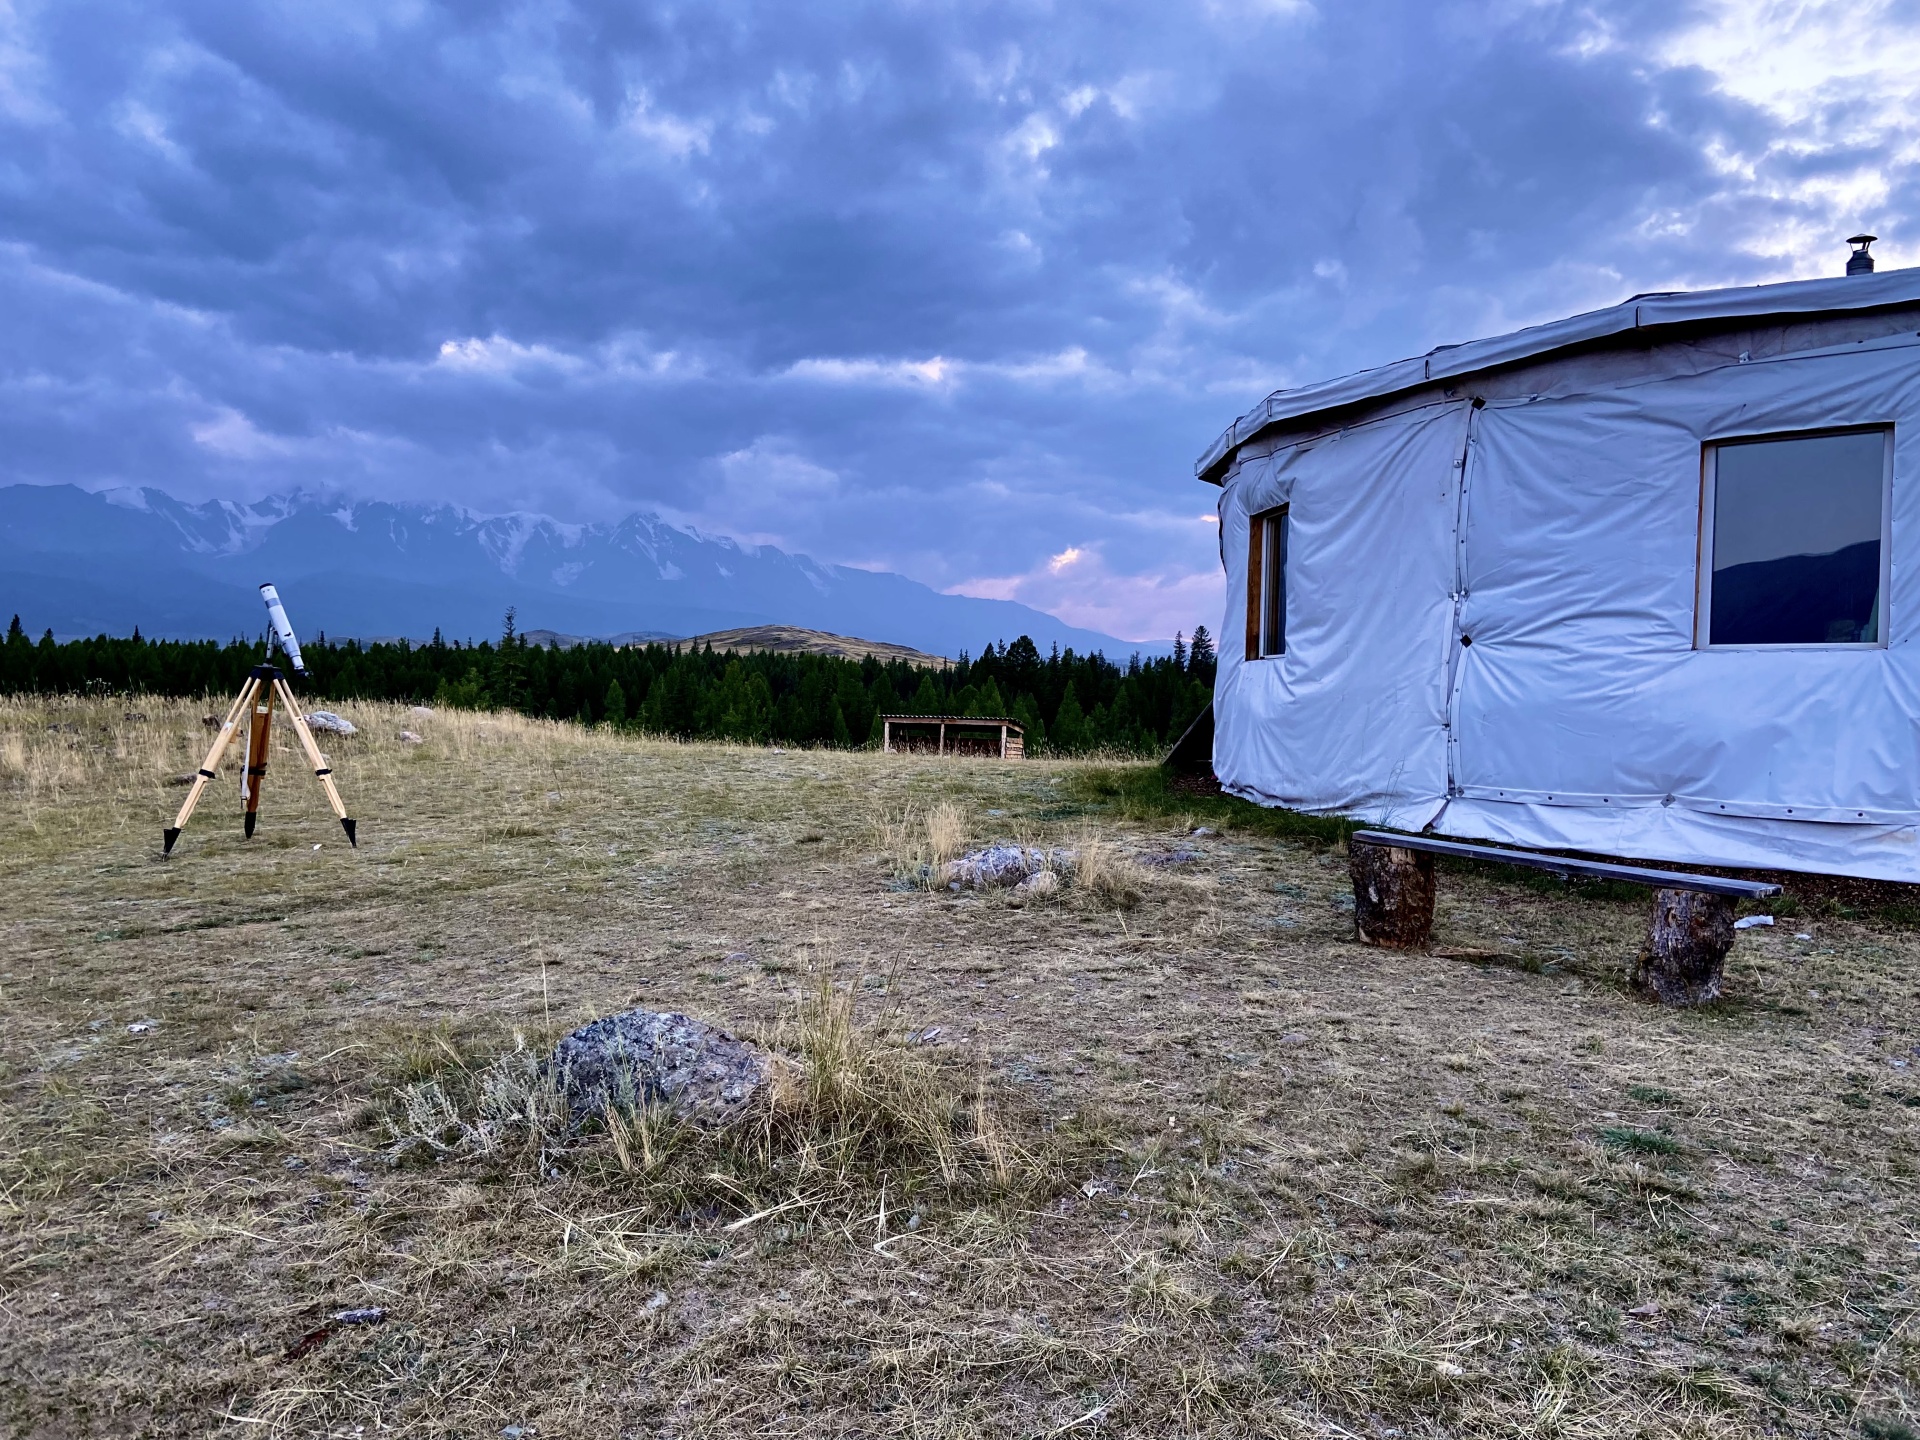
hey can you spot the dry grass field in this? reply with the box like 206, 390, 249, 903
3, 694, 1919, 1439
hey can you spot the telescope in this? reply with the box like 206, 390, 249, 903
259, 583, 307, 677
161, 582, 356, 855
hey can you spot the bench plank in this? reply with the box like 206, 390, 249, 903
1349, 831, 1780, 900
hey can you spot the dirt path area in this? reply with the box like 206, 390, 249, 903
3, 696, 1917, 1438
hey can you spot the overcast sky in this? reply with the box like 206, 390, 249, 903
2, 0, 1915, 641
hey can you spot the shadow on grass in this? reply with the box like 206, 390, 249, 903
1065, 763, 1357, 848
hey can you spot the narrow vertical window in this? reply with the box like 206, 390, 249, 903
1246, 506, 1287, 658
1698, 427, 1891, 648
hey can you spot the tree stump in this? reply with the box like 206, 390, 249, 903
1634, 889, 1734, 1005
1349, 839, 1435, 949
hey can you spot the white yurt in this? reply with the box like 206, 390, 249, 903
1200, 240, 1920, 880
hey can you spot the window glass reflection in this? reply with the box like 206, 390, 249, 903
1709, 430, 1885, 646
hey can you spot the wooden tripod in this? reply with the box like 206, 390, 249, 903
163, 664, 357, 855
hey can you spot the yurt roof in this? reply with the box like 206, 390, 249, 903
1196, 267, 1920, 483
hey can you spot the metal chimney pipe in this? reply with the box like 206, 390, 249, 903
1847, 234, 1877, 275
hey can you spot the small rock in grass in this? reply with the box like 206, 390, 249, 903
167, 773, 196, 787
1733, 915, 1773, 930
1276, 1032, 1310, 1046
550, 1009, 778, 1127
1190, 826, 1215, 837
398, 730, 424, 744
410, 705, 434, 717
1139, 848, 1200, 868
303, 711, 358, 736
1017, 870, 1060, 897
1626, 1301, 1661, 1318
127, 1020, 156, 1035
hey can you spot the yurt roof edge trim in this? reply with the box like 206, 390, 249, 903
1196, 267, 1920, 483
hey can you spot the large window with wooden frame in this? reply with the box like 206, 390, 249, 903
1246, 506, 1287, 659
1696, 426, 1891, 649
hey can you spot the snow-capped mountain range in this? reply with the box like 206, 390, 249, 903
0, 484, 1143, 657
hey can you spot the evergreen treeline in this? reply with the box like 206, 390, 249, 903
1, 613, 1217, 755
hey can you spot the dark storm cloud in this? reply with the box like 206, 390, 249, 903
0, 0, 1901, 637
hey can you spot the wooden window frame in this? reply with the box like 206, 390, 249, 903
1246, 505, 1288, 659
1694, 424, 1893, 651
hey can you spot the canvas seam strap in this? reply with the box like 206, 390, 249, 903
1440, 400, 1478, 801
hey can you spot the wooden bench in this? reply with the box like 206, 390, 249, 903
1347, 830, 1781, 1006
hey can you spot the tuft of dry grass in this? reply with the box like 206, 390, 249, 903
874, 798, 971, 883
1069, 832, 1146, 909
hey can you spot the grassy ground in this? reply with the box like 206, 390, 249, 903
2, 694, 1918, 1439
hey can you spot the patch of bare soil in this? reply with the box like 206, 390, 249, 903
2, 696, 1917, 1438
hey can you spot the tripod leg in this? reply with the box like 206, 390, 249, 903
242, 681, 277, 839
275, 679, 357, 846
165, 678, 258, 854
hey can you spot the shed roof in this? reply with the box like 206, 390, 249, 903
1196, 267, 1920, 483
880, 714, 1023, 730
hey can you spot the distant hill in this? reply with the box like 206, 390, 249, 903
684, 625, 953, 668
520, 623, 953, 667
0, 484, 1158, 659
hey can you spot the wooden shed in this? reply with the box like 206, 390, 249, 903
880, 715, 1025, 759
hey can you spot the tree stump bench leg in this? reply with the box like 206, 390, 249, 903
1349, 839, 1435, 949
1634, 888, 1733, 1005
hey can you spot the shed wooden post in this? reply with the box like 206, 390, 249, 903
883, 718, 892, 753
1348, 837, 1435, 949
999, 722, 1007, 759
938, 722, 946, 755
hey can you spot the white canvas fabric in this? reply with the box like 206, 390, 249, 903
1216, 400, 1468, 828
1214, 330, 1920, 880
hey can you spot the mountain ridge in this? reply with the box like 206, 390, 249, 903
0, 484, 1156, 659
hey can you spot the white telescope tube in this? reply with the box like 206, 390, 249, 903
258, 583, 307, 676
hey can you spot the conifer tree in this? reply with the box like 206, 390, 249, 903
910, 672, 942, 714
1051, 681, 1086, 753
1189, 625, 1214, 668
1010, 692, 1045, 748
604, 678, 627, 727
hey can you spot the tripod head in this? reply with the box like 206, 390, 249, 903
258, 583, 308, 679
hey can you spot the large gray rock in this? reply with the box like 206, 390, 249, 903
549, 1009, 776, 1126
303, 710, 358, 736
946, 844, 1074, 889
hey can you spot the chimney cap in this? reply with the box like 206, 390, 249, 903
1847, 234, 1878, 275
1848, 233, 1879, 246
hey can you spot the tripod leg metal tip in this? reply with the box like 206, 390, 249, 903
341, 817, 357, 847
162, 827, 180, 855
244, 812, 257, 839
